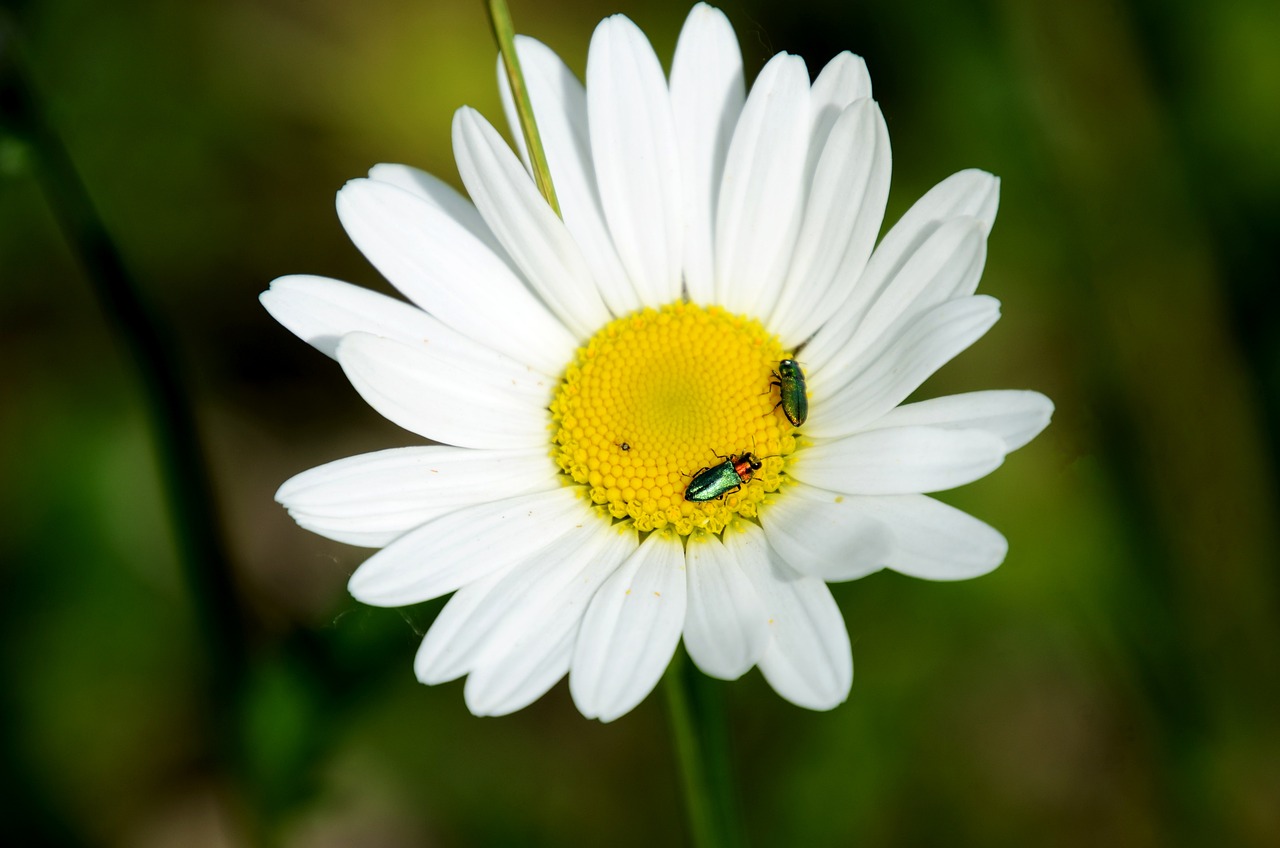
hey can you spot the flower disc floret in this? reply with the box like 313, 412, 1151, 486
550, 303, 797, 535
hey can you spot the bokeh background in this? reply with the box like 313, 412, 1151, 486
3, 0, 1278, 844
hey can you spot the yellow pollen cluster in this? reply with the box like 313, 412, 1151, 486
550, 302, 798, 535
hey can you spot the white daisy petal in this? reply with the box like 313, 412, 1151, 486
713, 52, 811, 317
683, 530, 768, 680
804, 295, 1002, 439
274, 446, 558, 548
814, 217, 988, 392
412, 565, 519, 685
805, 52, 872, 187
336, 332, 549, 450
758, 482, 894, 581
837, 494, 1009, 580
467, 629, 575, 718
570, 532, 687, 722
347, 487, 584, 607
452, 107, 612, 340
336, 178, 574, 374
866, 390, 1055, 452
261, 275, 439, 360
415, 522, 608, 685
464, 525, 638, 716
803, 168, 1000, 373
366, 162, 512, 265
669, 2, 745, 304
790, 425, 1007, 495
770, 98, 891, 346
496, 38, 642, 317
729, 522, 852, 711
810, 52, 873, 118
587, 14, 684, 305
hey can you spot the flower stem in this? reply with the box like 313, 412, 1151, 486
663, 649, 743, 848
484, 0, 561, 217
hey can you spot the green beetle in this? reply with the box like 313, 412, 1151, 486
770, 359, 808, 426
684, 452, 763, 502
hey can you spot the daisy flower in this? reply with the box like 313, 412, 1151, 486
262, 3, 1052, 722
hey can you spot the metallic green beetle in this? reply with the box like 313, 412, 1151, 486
684, 452, 763, 502
770, 359, 808, 426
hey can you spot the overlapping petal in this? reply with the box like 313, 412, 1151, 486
337, 332, 550, 449
497, 37, 641, 317
347, 487, 585, 607
804, 168, 1000, 373
809, 216, 988, 392
261, 274, 443, 361
275, 446, 558, 548
867, 390, 1054, 452
414, 521, 619, 685
770, 98, 891, 346
366, 162, 514, 266
571, 532, 687, 722
669, 2, 745, 304
860, 494, 1009, 580
464, 525, 638, 716
804, 295, 1002, 439
684, 530, 767, 680
789, 425, 1007, 495
453, 107, 611, 340
713, 52, 810, 317
587, 14, 684, 305
729, 523, 853, 711
804, 52, 873, 188
758, 482, 894, 581
336, 178, 574, 374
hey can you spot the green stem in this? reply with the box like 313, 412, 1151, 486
663, 650, 741, 848
485, 0, 561, 216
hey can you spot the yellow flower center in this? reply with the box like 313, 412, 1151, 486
550, 302, 797, 535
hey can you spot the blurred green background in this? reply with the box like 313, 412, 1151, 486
3, 0, 1278, 845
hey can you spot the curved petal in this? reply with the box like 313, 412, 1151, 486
769, 99, 891, 346
468, 629, 574, 718
713, 52, 810, 317
414, 521, 611, 685
411, 564, 521, 685
464, 524, 638, 716
866, 390, 1054, 452
336, 332, 550, 450
570, 531, 687, 722
683, 529, 767, 680
366, 163, 512, 266
452, 107, 611, 340
336, 178, 575, 374
814, 217, 988, 393
727, 522, 852, 711
805, 52, 872, 190
261, 275, 441, 361
347, 487, 585, 606
804, 168, 1000, 372
275, 446, 559, 548
838, 494, 1008, 580
497, 37, 641, 316
587, 14, 683, 305
789, 426, 1007, 495
758, 482, 893, 581
804, 295, 1002, 439
669, 2, 745, 304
